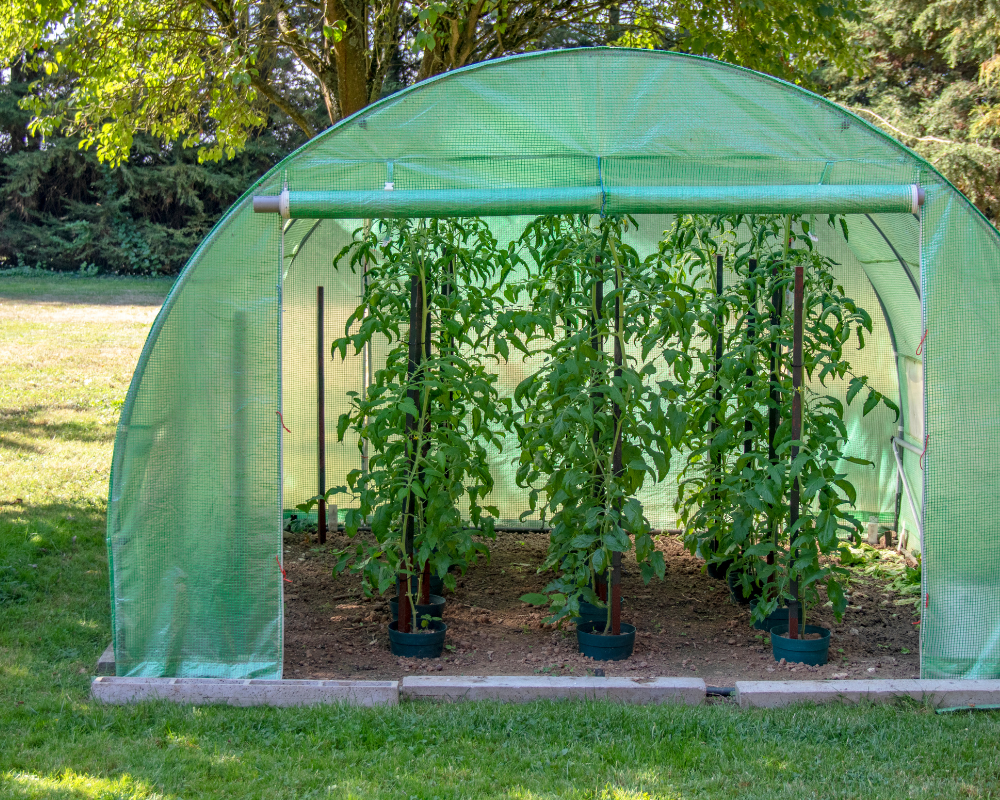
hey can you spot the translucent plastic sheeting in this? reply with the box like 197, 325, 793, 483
108, 179, 283, 678
107, 47, 1000, 680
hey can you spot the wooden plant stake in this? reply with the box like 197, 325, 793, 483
768, 261, 783, 568
712, 254, 724, 536
418, 261, 433, 607
610, 257, 624, 636
591, 256, 608, 603
317, 286, 327, 545
788, 264, 805, 639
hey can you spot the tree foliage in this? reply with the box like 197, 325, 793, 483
0, 62, 308, 273
821, 0, 1000, 224
1, 0, 862, 165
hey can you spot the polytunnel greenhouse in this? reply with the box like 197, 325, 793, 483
107, 47, 1000, 680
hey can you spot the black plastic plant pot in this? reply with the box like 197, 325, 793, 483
752, 604, 804, 632
727, 571, 763, 606
389, 594, 446, 623
574, 600, 607, 624
572, 600, 607, 625
429, 574, 445, 595
387, 620, 447, 659
571, 597, 629, 625
770, 624, 831, 666
706, 558, 734, 581
576, 621, 636, 661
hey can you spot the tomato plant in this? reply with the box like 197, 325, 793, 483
510, 214, 694, 630
671, 213, 899, 627
328, 217, 517, 631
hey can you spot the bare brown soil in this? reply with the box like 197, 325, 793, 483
283, 531, 920, 684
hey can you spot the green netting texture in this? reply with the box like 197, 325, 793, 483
921, 185, 1000, 678
108, 181, 283, 678
107, 47, 1000, 680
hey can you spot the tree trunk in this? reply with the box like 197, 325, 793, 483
327, 0, 370, 119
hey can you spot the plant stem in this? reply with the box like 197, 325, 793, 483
788, 261, 804, 639
400, 261, 421, 633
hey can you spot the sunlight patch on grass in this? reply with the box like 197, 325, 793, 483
164, 732, 200, 750
4, 769, 167, 800
0, 661, 32, 681
598, 788, 671, 800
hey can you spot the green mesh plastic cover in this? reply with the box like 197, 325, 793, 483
108, 47, 1000, 680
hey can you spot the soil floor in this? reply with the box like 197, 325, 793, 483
282, 531, 921, 685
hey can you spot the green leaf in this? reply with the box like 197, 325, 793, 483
399, 397, 420, 418
846, 377, 865, 406
862, 390, 880, 417
337, 413, 351, 442
520, 593, 549, 606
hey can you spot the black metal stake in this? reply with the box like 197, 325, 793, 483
317, 286, 327, 546
745, 259, 757, 456
427, 257, 456, 606
788, 265, 804, 639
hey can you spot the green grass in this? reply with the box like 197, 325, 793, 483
2, 274, 1000, 800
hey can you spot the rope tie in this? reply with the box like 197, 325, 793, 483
276, 411, 291, 433
276, 556, 292, 583
919, 434, 929, 470
916, 329, 928, 356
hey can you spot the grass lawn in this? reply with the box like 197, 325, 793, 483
1, 273, 999, 800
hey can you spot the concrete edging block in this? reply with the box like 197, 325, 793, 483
91, 677, 399, 707
95, 643, 115, 676
401, 675, 706, 705
735, 679, 1000, 709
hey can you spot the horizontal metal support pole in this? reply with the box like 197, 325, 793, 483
892, 435, 924, 456
253, 184, 925, 220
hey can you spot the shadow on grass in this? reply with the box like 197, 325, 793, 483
0, 274, 174, 306
0, 406, 116, 451
0, 497, 107, 610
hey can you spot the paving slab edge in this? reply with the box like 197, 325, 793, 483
734, 679, 1000, 709
401, 676, 707, 705
90, 676, 1000, 708
91, 677, 400, 707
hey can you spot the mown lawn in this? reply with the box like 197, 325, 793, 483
1, 273, 999, 800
